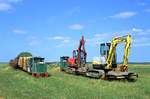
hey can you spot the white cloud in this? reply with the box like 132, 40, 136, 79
51, 36, 66, 40
0, 3, 11, 11
136, 32, 149, 36
87, 28, 150, 47
133, 37, 150, 47
131, 28, 150, 36
86, 38, 103, 46
48, 28, 150, 48
69, 24, 84, 30
48, 36, 71, 47
133, 37, 149, 43
56, 40, 77, 48
128, 29, 150, 47
132, 28, 143, 32
47, 28, 150, 48
0, 0, 22, 3
109, 11, 137, 19
63, 39, 70, 43
95, 33, 112, 38
49, 36, 70, 41
86, 33, 113, 46
13, 29, 26, 34
0, 0, 22, 11
8, 0, 22, 3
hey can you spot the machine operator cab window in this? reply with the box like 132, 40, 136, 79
80, 50, 86, 64
100, 43, 110, 64
100, 43, 110, 60
100, 43, 117, 67
33, 57, 45, 64
73, 49, 86, 64
73, 50, 77, 59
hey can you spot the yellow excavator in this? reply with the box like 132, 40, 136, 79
86, 34, 138, 80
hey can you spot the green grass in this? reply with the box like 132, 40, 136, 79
0, 64, 150, 99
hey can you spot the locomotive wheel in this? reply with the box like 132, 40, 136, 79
45, 72, 49, 77
32, 73, 36, 77
41, 73, 45, 77
36, 73, 40, 78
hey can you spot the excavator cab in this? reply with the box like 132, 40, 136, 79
100, 43, 117, 68
72, 49, 86, 67
100, 43, 110, 58
93, 43, 117, 70
73, 50, 77, 59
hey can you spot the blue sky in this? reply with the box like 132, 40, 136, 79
0, 0, 150, 62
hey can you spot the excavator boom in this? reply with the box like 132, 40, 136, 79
77, 36, 87, 66
106, 34, 131, 71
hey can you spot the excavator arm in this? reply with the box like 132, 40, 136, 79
77, 36, 87, 67
106, 34, 131, 71
69, 36, 87, 67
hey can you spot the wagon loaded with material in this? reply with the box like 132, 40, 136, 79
9, 52, 49, 78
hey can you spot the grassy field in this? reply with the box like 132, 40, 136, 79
0, 64, 150, 99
